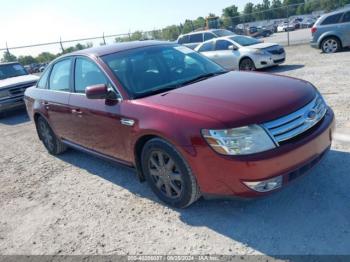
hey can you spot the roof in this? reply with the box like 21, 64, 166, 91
179, 29, 222, 37
0, 62, 19, 66
71, 40, 172, 57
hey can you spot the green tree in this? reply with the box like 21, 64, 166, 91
243, 2, 255, 22
36, 52, 56, 63
192, 17, 206, 30
17, 55, 37, 65
222, 5, 240, 28
1, 51, 17, 63
162, 25, 181, 40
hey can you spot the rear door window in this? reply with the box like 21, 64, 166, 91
321, 13, 343, 25
342, 12, 350, 23
49, 59, 72, 92
178, 35, 189, 44
204, 33, 216, 41
37, 67, 50, 89
189, 34, 203, 43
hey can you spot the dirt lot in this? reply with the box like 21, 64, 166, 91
0, 44, 349, 256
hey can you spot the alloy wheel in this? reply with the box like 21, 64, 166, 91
38, 120, 55, 152
240, 59, 255, 71
148, 151, 183, 199
323, 39, 338, 53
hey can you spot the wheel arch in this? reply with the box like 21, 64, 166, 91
239, 56, 256, 68
318, 33, 343, 49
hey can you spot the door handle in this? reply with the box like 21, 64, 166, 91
71, 108, 83, 117
42, 101, 50, 110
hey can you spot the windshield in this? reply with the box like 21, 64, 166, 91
0, 63, 28, 80
102, 44, 226, 99
212, 29, 234, 37
229, 36, 262, 46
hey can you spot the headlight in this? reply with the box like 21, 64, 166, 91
0, 90, 9, 99
254, 49, 268, 55
202, 125, 276, 156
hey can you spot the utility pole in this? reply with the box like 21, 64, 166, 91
59, 37, 65, 53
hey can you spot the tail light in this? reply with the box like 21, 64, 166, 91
311, 27, 317, 34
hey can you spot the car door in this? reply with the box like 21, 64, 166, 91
68, 57, 128, 161
212, 39, 240, 70
197, 40, 215, 60
43, 58, 73, 139
340, 11, 350, 47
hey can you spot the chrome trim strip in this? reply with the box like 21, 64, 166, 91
262, 95, 327, 143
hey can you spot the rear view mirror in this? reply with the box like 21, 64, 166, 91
86, 84, 108, 99
229, 45, 238, 51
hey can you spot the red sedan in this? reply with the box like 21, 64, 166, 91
24, 41, 334, 208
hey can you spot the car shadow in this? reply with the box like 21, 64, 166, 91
262, 64, 305, 73
58, 149, 350, 255
0, 109, 30, 125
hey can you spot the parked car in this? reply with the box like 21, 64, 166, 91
24, 41, 334, 208
277, 22, 295, 32
248, 26, 273, 38
310, 7, 350, 53
177, 29, 235, 49
0, 62, 39, 116
301, 18, 316, 28
195, 35, 285, 71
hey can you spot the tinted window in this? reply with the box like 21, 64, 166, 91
321, 13, 343, 25
74, 58, 108, 93
49, 59, 71, 92
0, 63, 27, 80
102, 44, 225, 99
204, 33, 215, 41
230, 35, 261, 46
212, 29, 235, 37
215, 40, 232, 51
342, 12, 350, 23
198, 41, 215, 52
189, 34, 203, 43
178, 35, 189, 44
37, 67, 50, 89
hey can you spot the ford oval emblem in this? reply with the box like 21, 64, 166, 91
306, 110, 317, 121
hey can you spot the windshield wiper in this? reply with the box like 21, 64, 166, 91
177, 71, 228, 87
135, 71, 228, 99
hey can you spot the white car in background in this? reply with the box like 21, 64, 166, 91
277, 22, 295, 32
195, 35, 285, 71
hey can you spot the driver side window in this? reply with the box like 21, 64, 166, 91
74, 58, 108, 93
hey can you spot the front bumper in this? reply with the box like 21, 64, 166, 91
0, 96, 25, 113
186, 108, 335, 198
254, 53, 286, 69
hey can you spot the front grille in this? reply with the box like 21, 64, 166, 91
263, 95, 327, 144
8, 82, 36, 97
265, 47, 285, 55
273, 58, 285, 63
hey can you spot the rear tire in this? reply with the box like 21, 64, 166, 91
239, 58, 256, 71
321, 37, 341, 53
36, 116, 67, 155
141, 138, 201, 208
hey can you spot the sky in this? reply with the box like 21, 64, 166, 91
0, 0, 260, 57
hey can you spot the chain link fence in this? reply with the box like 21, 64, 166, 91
1, 0, 349, 66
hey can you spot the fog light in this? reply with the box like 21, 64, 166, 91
243, 176, 283, 193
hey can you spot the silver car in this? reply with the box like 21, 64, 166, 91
310, 7, 350, 53
195, 35, 285, 71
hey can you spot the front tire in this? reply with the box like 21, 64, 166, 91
239, 58, 256, 71
141, 138, 201, 208
321, 37, 341, 53
36, 116, 67, 155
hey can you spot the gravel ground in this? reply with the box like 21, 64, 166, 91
0, 44, 349, 256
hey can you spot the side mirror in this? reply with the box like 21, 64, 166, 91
229, 45, 238, 51
86, 84, 109, 99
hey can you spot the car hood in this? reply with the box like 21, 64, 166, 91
245, 42, 279, 49
0, 74, 39, 89
142, 71, 316, 127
